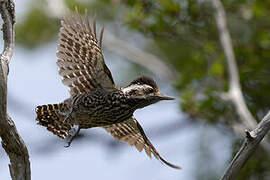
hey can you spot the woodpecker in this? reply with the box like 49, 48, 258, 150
35, 8, 180, 169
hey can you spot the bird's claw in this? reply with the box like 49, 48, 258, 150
64, 126, 81, 148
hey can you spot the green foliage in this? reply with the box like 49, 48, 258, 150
64, 0, 88, 11
15, 0, 120, 49
15, 6, 59, 48
65, 0, 120, 20
120, 0, 270, 122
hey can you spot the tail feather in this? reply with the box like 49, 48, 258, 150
35, 104, 73, 138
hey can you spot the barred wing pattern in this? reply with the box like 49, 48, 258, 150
35, 103, 73, 139
103, 116, 181, 169
57, 9, 114, 95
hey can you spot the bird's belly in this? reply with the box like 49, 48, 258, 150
72, 108, 133, 128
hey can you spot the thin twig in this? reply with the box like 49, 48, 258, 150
211, 0, 270, 152
0, 0, 31, 179
220, 111, 270, 180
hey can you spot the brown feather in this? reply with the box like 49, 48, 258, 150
103, 116, 181, 169
93, 14, 97, 39
99, 26, 104, 48
57, 9, 115, 95
35, 104, 73, 138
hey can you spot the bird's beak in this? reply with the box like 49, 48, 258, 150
157, 94, 175, 100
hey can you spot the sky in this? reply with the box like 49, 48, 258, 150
0, 1, 234, 179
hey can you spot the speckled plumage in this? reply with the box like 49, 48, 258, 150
35, 8, 180, 169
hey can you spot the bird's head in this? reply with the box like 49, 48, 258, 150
122, 76, 174, 109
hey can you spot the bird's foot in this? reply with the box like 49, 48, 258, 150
65, 126, 81, 148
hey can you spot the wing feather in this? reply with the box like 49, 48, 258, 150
57, 8, 115, 95
103, 116, 181, 169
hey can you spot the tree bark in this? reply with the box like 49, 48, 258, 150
220, 111, 270, 180
0, 0, 31, 179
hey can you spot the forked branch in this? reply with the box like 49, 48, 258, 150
211, 0, 270, 179
211, 0, 270, 150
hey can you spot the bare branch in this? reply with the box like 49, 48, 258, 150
211, 0, 256, 129
0, 0, 14, 64
211, 0, 270, 178
0, 0, 31, 179
211, 0, 270, 152
220, 111, 270, 180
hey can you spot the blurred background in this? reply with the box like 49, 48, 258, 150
0, 0, 270, 179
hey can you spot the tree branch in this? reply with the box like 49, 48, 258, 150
211, 0, 256, 129
211, 0, 270, 178
220, 111, 270, 180
0, 0, 31, 179
211, 0, 270, 152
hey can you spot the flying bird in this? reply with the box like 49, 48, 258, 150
35, 8, 180, 169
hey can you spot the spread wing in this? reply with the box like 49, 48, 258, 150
56, 8, 115, 95
102, 116, 180, 169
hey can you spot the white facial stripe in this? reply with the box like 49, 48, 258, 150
122, 84, 153, 94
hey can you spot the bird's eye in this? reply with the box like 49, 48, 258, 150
148, 88, 154, 93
